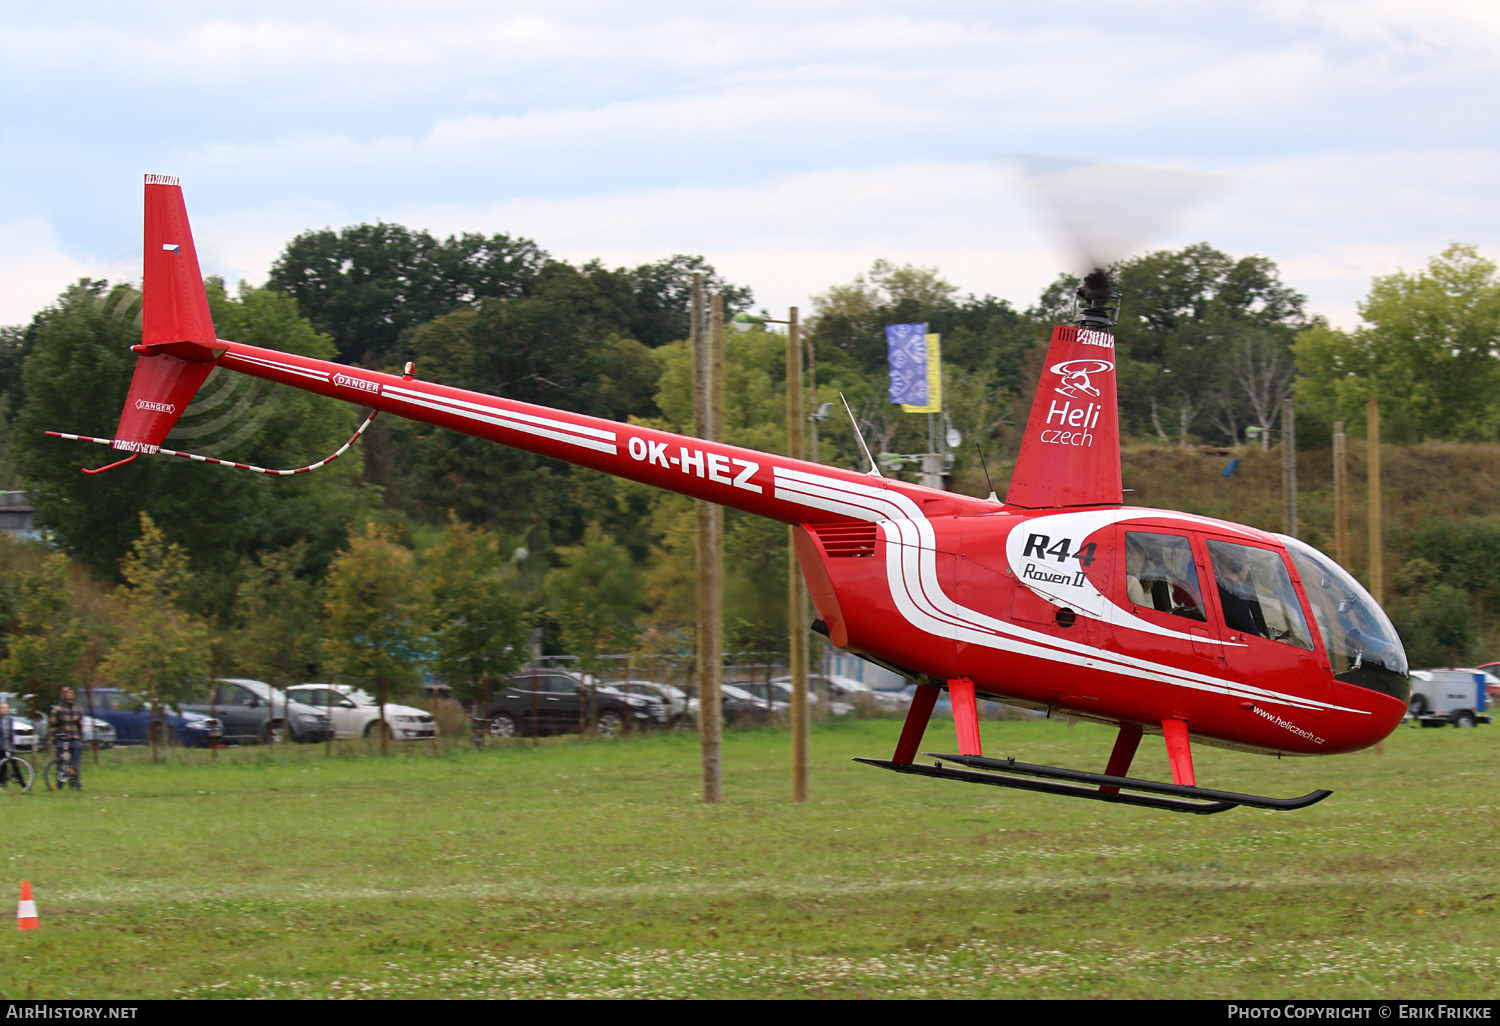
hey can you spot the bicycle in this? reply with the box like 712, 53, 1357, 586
44, 742, 79, 792
469, 712, 491, 751
0, 751, 34, 793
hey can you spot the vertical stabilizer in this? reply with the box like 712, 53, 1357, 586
142, 174, 216, 347
1004, 325, 1122, 508
107, 176, 222, 457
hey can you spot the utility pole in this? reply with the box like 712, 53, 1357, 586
786, 307, 809, 803
693, 277, 724, 804
1281, 398, 1297, 539
731, 305, 812, 802
1333, 421, 1350, 568
1367, 395, 1383, 604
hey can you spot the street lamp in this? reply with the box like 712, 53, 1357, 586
732, 311, 826, 463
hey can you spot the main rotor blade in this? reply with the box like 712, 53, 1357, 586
1011, 155, 1223, 274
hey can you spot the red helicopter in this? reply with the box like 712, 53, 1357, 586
49, 176, 1411, 814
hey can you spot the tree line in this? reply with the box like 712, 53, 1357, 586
0, 221, 1498, 698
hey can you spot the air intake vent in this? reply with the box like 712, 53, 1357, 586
812, 522, 878, 558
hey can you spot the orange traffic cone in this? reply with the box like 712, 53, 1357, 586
17, 881, 38, 930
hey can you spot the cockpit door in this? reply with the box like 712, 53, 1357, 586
1201, 536, 1333, 718
1104, 527, 1229, 708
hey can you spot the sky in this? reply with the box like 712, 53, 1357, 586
2, 0, 1498, 330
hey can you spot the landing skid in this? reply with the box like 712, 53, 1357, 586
856, 753, 1332, 815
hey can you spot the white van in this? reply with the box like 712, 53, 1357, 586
1408, 669, 1494, 728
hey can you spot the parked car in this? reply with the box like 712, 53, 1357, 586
175, 679, 332, 744
686, 683, 789, 725
2, 692, 120, 750
599, 680, 691, 723
3, 713, 37, 752
738, 680, 853, 717
484, 668, 667, 738
764, 676, 857, 716
818, 674, 910, 711
763, 674, 911, 713
79, 688, 220, 748
1470, 663, 1500, 706
1408, 669, 1494, 728
285, 684, 437, 740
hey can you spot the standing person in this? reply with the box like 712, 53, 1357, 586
49, 687, 84, 790
0, 701, 18, 785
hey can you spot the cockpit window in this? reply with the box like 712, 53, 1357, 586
1205, 539, 1314, 650
1123, 532, 1206, 622
1278, 535, 1409, 702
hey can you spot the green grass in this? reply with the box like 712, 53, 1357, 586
2, 716, 1498, 999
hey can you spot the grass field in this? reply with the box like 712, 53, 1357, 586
2, 715, 1498, 1000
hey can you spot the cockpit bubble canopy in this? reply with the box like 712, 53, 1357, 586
1278, 535, 1409, 702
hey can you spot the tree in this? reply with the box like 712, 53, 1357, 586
424, 514, 533, 700
230, 541, 325, 683
266, 224, 549, 364
1392, 584, 1476, 669
321, 521, 428, 683
1294, 244, 1500, 442
809, 259, 961, 372
0, 552, 85, 693
626, 254, 753, 348
1228, 328, 1297, 449
1111, 244, 1308, 446
10, 279, 379, 602
376, 261, 677, 538
98, 513, 211, 705
544, 526, 640, 675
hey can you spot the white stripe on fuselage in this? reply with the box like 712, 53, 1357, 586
379, 384, 618, 456
223, 352, 331, 384
774, 466, 1366, 716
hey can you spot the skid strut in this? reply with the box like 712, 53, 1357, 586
856, 752, 1332, 815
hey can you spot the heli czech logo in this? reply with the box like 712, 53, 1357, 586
333, 374, 380, 395
1051, 359, 1113, 400
135, 400, 175, 414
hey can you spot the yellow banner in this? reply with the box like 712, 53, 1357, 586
900, 333, 941, 413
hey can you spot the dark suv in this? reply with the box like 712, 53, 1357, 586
484, 669, 667, 738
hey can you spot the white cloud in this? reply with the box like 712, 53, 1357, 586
0, 220, 135, 325
1263, 0, 1500, 58
1, 2, 1497, 338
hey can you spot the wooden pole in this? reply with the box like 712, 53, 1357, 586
379, 673, 388, 756
325, 673, 333, 758
209, 673, 217, 762
481, 672, 491, 748
149, 674, 158, 765
84, 682, 98, 766
1368, 395, 1384, 604
786, 307, 809, 804
694, 279, 723, 804
1333, 421, 1349, 568
1281, 398, 1297, 539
